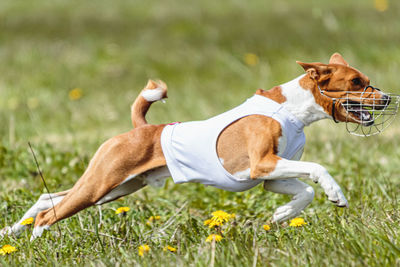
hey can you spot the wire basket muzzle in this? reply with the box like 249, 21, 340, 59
338, 91, 400, 137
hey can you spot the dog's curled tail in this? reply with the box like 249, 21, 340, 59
131, 79, 168, 128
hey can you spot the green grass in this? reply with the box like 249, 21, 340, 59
0, 0, 400, 265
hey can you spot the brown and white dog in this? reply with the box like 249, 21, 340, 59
1, 53, 390, 240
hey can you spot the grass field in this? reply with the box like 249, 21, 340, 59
0, 0, 400, 265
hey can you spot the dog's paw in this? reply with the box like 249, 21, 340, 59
272, 205, 301, 223
328, 189, 348, 208
320, 178, 348, 207
31, 225, 49, 241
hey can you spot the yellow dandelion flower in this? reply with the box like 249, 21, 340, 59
289, 217, 307, 227
206, 234, 223, 243
204, 219, 212, 226
21, 217, 34, 226
204, 210, 235, 228
69, 88, 83, 101
115, 207, 130, 215
163, 245, 177, 252
211, 210, 232, 222
148, 215, 161, 221
138, 244, 150, 257
374, 0, 388, 12
146, 215, 161, 225
0, 245, 17, 255
244, 53, 259, 66
209, 220, 223, 228
263, 224, 271, 231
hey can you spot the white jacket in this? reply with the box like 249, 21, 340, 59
161, 95, 305, 192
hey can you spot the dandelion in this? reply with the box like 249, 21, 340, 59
138, 244, 150, 257
146, 215, 161, 225
204, 219, 212, 226
374, 0, 388, 12
20, 217, 34, 226
206, 234, 223, 243
163, 245, 177, 252
204, 219, 222, 228
115, 207, 130, 215
244, 53, 259, 66
148, 215, 161, 221
0, 245, 17, 255
204, 210, 235, 228
211, 210, 233, 222
289, 217, 307, 227
69, 88, 83, 101
263, 224, 271, 231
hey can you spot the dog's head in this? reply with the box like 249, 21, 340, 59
297, 53, 392, 128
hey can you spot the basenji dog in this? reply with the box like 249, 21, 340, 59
1, 53, 392, 240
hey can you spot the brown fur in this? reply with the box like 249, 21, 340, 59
297, 54, 385, 124
217, 115, 282, 177
255, 86, 286, 104
35, 125, 166, 227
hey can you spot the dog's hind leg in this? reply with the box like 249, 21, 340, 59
31, 125, 166, 240
263, 179, 314, 222
31, 168, 145, 240
96, 166, 170, 205
131, 80, 167, 128
0, 190, 69, 237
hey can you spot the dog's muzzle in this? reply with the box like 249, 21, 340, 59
321, 85, 400, 137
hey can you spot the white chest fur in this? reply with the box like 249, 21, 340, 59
280, 75, 330, 126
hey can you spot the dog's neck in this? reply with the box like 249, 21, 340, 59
280, 74, 332, 126
257, 74, 332, 126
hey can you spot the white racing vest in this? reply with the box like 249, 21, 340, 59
161, 94, 305, 192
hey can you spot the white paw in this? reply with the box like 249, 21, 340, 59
272, 205, 301, 223
31, 225, 49, 241
320, 177, 348, 207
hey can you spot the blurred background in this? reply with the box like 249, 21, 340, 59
0, 1, 399, 265
1, 0, 399, 149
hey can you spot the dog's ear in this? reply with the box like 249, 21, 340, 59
329, 52, 349, 66
297, 61, 335, 83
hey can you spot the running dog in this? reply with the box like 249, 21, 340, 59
1, 53, 391, 240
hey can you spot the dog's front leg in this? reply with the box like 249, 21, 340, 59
264, 179, 315, 222
251, 156, 348, 208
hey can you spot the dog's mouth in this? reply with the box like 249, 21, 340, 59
343, 101, 374, 126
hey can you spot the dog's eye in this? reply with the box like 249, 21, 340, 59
352, 78, 361, 86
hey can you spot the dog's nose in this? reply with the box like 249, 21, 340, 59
382, 94, 391, 106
